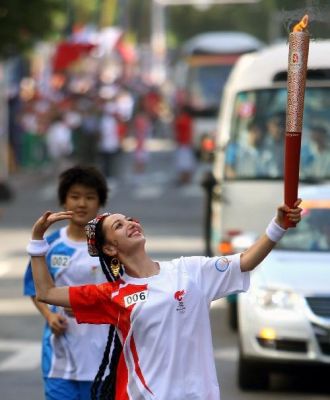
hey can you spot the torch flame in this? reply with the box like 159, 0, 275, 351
293, 14, 309, 32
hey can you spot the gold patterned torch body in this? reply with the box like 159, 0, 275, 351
284, 15, 310, 228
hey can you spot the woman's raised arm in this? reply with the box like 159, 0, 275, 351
27, 211, 73, 307
240, 200, 302, 272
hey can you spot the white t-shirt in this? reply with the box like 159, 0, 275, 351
99, 114, 120, 152
46, 121, 73, 159
70, 254, 249, 398
24, 227, 109, 380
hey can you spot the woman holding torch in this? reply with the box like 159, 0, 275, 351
26, 197, 301, 399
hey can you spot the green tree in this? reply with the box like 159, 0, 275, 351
0, 0, 66, 58
127, 0, 330, 47
0, 0, 105, 59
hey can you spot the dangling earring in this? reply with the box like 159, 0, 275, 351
110, 258, 120, 277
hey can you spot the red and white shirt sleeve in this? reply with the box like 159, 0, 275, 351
69, 282, 120, 325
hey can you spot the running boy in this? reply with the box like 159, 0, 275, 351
23, 165, 110, 400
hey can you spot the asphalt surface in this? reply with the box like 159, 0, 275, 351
1, 140, 329, 399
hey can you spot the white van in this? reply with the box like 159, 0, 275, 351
210, 39, 330, 329
174, 31, 263, 158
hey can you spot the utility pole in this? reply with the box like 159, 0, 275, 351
151, 0, 167, 84
99, 0, 118, 28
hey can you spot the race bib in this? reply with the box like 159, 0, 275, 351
124, 290, 148, 308
51, 254, 70, 268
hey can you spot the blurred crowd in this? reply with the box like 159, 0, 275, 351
8, 71, 174, 182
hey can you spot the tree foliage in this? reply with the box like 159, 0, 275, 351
1, 0, 329, 59
0, 0, 66, 58
166, 0, 330, 45
127, 0, 330, 47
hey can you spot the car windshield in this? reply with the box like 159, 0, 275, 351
277, 207, 330, 252
187, 64, 232, 113
224, 87, 330, 180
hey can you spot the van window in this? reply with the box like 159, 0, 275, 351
224, 87, 330, 180
187, 64, 232, 115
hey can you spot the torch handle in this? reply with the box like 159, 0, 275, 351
284, 131, 302, 228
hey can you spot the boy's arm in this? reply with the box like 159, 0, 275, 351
30, 296, 68, 335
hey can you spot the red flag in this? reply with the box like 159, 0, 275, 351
52, 42, 95, 71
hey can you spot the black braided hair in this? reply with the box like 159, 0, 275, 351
91, 218, 123, 400
90, 324, 115, 399
99, 332, 122, 400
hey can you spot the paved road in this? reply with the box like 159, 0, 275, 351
0, 139, 329, 399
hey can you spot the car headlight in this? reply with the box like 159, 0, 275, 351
254, 288, 300, 309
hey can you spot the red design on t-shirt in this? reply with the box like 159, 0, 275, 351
70, 281, 153, 397
174, 290, 185, 302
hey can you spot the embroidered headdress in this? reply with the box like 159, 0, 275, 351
85, 213, 111, 256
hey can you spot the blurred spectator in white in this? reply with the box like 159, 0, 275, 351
132, 98, 151, 177
98, 102, 121, 180
115, 89, 135, 143
64, 100, 82, 159
115, 89, 134, 122
46, 114, 73, 173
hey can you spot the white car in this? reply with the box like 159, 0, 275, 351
238, 184, 330, 390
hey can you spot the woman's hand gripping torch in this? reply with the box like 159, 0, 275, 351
284, 15, 310, 228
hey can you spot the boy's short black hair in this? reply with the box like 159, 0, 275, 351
58, 165, 108, 206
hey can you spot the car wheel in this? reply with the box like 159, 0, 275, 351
238, 353, 269, 390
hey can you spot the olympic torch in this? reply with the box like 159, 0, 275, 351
284, 15, 310, 228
